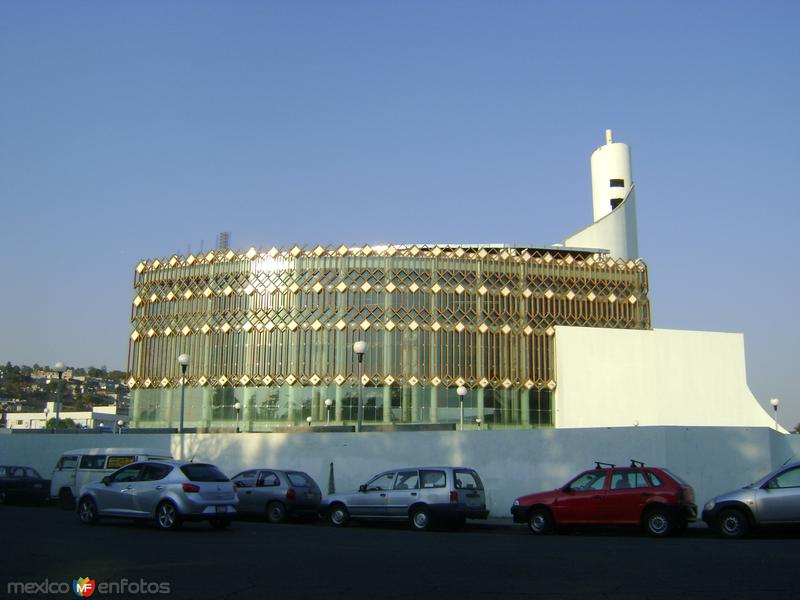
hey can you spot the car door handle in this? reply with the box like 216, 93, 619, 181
411, 493, 417, 496
380, 493, 386, 497
155, 486, 164, 490
641, 492, 652, 497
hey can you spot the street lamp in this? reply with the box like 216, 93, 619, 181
770, 398, 780, 431
306, 416, 313, 427
233, 401, 242, 433
177, 353, 190, 433
54, 362, 65, 430
43, 406, 49, 430
353, 340, 367, 432
456, 386, 467, 431
475, 418, 482, 430
325, 398, 333, 425
117, 419, 124, 435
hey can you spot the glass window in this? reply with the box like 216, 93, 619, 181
181, 464, 229, 482
79, 455, 107, 470
106, 456, 136, 470
233, 471, 258, 488
25, 468, 42, 479
109, 464, 144, 483
287, 472, 312, 488
394, 471, 419, 490
0, 466, 7, 477
769, 467, 800, 489
454, 469, 483, 490
258, 471, 280, 487
420, 470, 447, 489
646, 472, 664, 487
366, 472, 396, 491
142, 464, 172, 481
58, 456, 78, 470
610, 470, 649, 490
610, 178, 625, 187
568, 471, 607, 491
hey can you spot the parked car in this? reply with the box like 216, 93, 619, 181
76, 460, 238, 530
702, 460, 800, 538
320, 466, 489, 531
232, 468, 322, 523
0, 465, 50, 505
51, 448, 172, 509
511, 461, 697, 537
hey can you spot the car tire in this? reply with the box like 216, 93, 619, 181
717, 508, 749, 539
643, 508, 673, 537
410, 506, 432, 531
527, 508, 554, 535
266, 501, 288, 524
329, 503, 350, 527
59, 488, 75, 511
155, 501, 182, 531
78, 496, 99, 525
210, 518, 231, 530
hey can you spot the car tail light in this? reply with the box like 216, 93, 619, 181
286, 488, 296, 501
182, 483, 200, 493
450, 491, 458, 503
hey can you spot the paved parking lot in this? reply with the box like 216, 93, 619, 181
2, 504, 799, 599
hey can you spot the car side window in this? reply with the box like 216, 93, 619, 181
79, 455, 107, 470
420, 470, 447, 489
768, 467, 800, 489
109, 464, 144, 483
366, 472, 396, 491
646, 472, 664, 487
257, 471, 280, 487
26, 468, 42, 479
142, 464, 172, 481
233, 471, 258, 488
58, 456, 78, 470
0, 467, 7, 477
610, 470, 649, 490
568, 471, 607, 491
394, 471, 419, 490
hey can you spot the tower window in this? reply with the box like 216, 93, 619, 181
610, 179, 625, 187
610, 198, 623, 209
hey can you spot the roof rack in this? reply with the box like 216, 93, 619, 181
630, 459, 646, 468
594, 462, 615, 469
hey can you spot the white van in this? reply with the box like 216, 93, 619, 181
51, 447, 172, 509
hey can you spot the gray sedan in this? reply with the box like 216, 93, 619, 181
702, 460, 800, 538
232, 469, 322, 523
77, 460, 238, 530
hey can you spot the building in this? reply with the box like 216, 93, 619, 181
126, 131, 777, 431
4, 402, 120, 430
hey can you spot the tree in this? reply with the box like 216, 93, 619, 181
45, 417, 77, 430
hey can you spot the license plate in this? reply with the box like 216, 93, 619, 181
216, 505, 227, 513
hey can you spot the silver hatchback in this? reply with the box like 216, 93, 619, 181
321, 466, 489, 531
232, 468, 322, 523
77, 460, 238, 530
702, 460, 800, 538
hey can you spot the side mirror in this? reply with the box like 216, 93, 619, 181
359, 484, 367, 493
561, 486, 573, 494
101, 476, 111, 486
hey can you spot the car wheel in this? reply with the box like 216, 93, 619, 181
410, 507, 432, 531
527, 508, 554, 535
717, 509, 749, 539
210, 517, 231, 530
59, 488, 75, 511
155, 501, 182, 531
78, 497, 99, 525
266, 501, 288, 524
643, 508, 673, 537
329, 503, 350, 527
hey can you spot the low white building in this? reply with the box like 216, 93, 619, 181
4, 401, 121, 430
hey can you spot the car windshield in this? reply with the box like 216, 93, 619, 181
180, 464, 229, 482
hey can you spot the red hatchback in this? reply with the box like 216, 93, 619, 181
511, 461, 697, 537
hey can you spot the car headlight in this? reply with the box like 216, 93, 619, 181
704, 500, 715, 511
512, 499, 520, 507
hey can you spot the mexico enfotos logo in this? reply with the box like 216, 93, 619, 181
6, 577, 170, 596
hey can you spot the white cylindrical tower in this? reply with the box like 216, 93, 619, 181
590, 129, 633, 221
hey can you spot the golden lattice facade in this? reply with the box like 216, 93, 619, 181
127, 244, 650, 430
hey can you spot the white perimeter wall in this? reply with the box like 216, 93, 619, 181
554, 326, 780, 430
2, 428, 799, 518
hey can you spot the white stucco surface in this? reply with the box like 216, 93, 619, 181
554, 326, 779, 430
2, 428, 798, 518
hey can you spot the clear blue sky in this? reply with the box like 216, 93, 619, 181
1, 1, 797, 427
